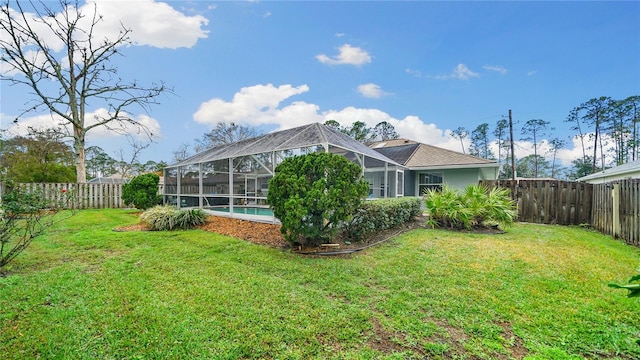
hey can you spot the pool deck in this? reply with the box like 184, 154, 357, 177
204, 208, 280, 224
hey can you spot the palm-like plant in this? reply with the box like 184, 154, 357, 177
423, 184, 517, 230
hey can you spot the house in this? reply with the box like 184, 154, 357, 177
86, 173, 128, 184
369, 139, 500, 196
163, 122, 404, 221
576, 160, 640, 184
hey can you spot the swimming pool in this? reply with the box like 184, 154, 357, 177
210, 206, 274, 217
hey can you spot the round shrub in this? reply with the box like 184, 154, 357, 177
122, 173, 160, 210
267, 152, 369, 246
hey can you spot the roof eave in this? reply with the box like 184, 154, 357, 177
406, 163, 500, 171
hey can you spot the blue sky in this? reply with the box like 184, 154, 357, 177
2, 0, 639, 167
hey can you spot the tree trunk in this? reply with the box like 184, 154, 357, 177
74, 126, 86, 183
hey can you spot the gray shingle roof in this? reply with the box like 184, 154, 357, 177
369, 139, 498, 169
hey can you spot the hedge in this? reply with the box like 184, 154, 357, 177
343, 197, 422, 241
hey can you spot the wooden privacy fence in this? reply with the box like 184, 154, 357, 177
480, 180, 592, 225
1, 183, 125, 209
480, 179, 640, 247
591, 179, 640, 247
0, 182, 165, 209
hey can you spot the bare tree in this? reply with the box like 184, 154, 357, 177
195, 122, 260, 152
172, 143, 192, 164
114, 137, 150, 180
0, 1, 169, 182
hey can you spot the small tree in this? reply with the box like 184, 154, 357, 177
1, 178, 74, 268
122, 173, 160, 210
267, 152, 369, 246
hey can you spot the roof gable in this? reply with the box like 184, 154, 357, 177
174, 123, 400, 166
370, 139, 497, 169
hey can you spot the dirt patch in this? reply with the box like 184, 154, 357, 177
367, 317, 415, 355
496, 321, 529, 359
423, 317, 529, 359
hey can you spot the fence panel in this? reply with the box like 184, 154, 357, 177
613, 179, 640, 247
0, 182, 166, 210
591, 183, 613, 237
0, 183, 127, 209
480, 179, 592, 226
483, 179, 640, 247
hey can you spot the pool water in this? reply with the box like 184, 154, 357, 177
211, 206, 273, 217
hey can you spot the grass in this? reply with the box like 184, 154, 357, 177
1, 209, 639, 359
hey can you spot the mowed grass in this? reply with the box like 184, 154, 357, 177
1, 209, 639, 359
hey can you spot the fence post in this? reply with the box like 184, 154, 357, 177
613, 183, 620, 238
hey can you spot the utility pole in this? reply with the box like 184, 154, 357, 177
509, 109, 516, 180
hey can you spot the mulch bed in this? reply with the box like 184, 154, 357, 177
114, 214, 431, 253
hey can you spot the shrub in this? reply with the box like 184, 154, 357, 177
140, 205, 207, 231
122, 173, 160, 210
423, 184, 516, 230
267, 152, 370, 246
140, 205, 177, 231
344, 197, 422, 241
1, 178, 75, 268
173, 209, 207, 229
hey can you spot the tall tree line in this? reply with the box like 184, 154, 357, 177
0, 129, 165, 183
455, 95, 638, 179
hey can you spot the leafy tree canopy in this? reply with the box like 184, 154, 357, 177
0, 129, 75, 182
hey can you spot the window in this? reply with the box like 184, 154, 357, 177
418, 172, 443, 195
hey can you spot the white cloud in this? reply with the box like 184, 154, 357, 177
1, 0, 208, 52
483, 65, 508, 74
527, 71, 537, 76
193, 84, 312, 127
85, 0, 209, 49
357, 83, 389, 99
335, 33, 345, 37
191, 84, 606, 168
316, 44, 372, 66
193, 84, 459, 149
3, 109, 162, 141
405, 68, 422, 78
433, 64, 479, 80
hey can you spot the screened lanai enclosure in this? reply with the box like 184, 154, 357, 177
164, 123, 404, 221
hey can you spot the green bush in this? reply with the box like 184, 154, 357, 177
122, 173, 160, 210
344, 197, 422, 241
140, 205, 207, 231
423, 184, 516, 230
173, 209, 207, 229
267, 152, 370, 246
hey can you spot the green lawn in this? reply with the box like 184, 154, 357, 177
1, 209, 639, 359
